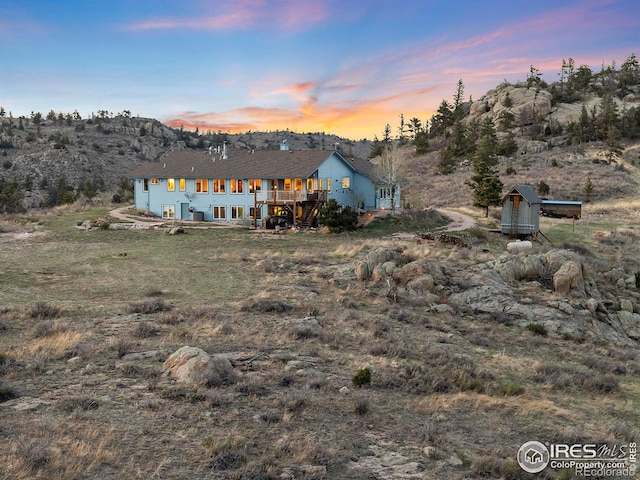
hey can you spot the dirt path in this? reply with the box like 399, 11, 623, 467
108, 205, 164, 227
436, 208, 477, 232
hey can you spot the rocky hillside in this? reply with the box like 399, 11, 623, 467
0, 113, 371, 209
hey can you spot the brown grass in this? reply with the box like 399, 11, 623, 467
0, 182, 639, 479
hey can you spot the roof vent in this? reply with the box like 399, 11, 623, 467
191, 166, 194, 172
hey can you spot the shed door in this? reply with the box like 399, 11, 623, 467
513, 195, 520, 208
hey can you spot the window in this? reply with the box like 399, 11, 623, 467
196, 178, 209, 193
307, 178, 314, 191
249, 207, 262, 220
167, 178, 175, 191
151, 178, 159, 185
213, 179, 225, 193
327, 178, 331, 192
283, 178, 292, 191
179, 178, 186, 191
341, 177, 351, 189
231, 206, 244, 219
295, 178, 303, 191
231, 179, 244, 194
162, 204, 174, 219
213, 206, 226, 219
379, 187, 391, 198
143, 179, 149, 191
249, 179, 262, 193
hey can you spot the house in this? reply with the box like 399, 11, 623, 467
129, 143, 399, 227
540, 199, 582, 219
500, 184, 542, 236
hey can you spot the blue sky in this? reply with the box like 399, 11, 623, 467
1, 0, 638, 139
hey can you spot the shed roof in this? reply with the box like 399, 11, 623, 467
501, 184, 542, 205
130, 148, 375, 180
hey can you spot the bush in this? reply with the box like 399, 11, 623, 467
319, 199, 358, 232
128, 300, 171, 314
526, 322, 548, 336
354, 395, 370, 415
500, 383, 525, 396
29, 302, 63, 320
352, 367, 371, 387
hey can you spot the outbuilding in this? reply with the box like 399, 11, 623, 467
500, 184, 542, 236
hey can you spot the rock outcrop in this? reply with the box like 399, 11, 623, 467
354, 245, 640, 346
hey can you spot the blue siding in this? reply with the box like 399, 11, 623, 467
133, 151, 397, 222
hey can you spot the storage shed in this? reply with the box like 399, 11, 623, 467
500, 185, 542, 236
541, 199, 582, 219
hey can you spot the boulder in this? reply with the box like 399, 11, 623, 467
553, 261, 585, 297
163, 346, 237, 386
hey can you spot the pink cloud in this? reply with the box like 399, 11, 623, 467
127, 0, 330, 32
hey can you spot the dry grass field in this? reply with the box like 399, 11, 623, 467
1, 143, 640, 479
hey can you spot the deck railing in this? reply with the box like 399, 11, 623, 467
256, 189, 327, 203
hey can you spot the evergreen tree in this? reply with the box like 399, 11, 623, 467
466, 158, 503, 217
583, 177, 593, 202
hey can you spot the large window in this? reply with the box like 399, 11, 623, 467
213, 206, 226, 219
249, 179, 262, 193
167, 178, 175, 191
196, 178, 209, 193
179, 178, 186, 191
231, 206, 244, 219
162, 204, 174, 219
231, 179, 244, 194
342, 177, 351, 189
213, 179, 225, 193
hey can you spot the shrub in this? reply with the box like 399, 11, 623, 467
526, 322, 548, 336
128, 300, 171, 314
319, 199, 358, 232
108, 336, 132, 358
132, 321, 159, 338
354, 395, 370, 415
500, 383, 525, 396
352, 367, 371, 387
57, 395, 100, 413
29, 302, 63, 320
240, 298, 292, 313
0, 380, 17, 401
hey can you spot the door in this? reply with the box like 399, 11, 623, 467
181, 203, 190, 220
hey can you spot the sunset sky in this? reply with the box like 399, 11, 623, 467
1, 0, 638, 140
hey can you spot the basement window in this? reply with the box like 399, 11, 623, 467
213, 206, 226, 219
231, 206, 244, 219
249, 207, 262, 219
162, 204, 174, 219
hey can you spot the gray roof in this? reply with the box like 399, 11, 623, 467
130, 148, 375, 179
501, 184, 542, 205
